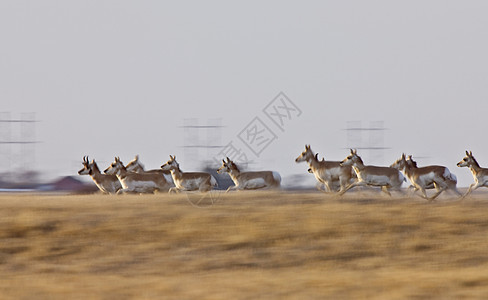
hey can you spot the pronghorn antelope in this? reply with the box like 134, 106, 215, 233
295, 144, 356, 192
78, 156, 122, 194
405, 156, 434, 190
390, 154, 461, 200
161, 155, 217, 193
217, 157, 281, 191
104, 157, 172, 193
125, 155, 174, 185
407, 155, 459, 194
457, 151, 488, 197
340, 149, 405, 196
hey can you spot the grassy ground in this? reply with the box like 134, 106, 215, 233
1, 191, 488, 299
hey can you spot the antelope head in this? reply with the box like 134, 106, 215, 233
457, 150, 474, 168
295, 144, 315, 163
125, 155, 144, 172
217, 157, 239, 174
405, 155, 419, 168
340, 149, 361, 167
104, 157, 125, 175
161, 155, 180, 171
390, 153, 407, 170
217, 158, 230, 174
78, 156, 92, 175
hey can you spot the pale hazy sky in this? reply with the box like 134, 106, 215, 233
1, 1, 488, 187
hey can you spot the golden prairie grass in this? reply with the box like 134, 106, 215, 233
1, 191, 488, 299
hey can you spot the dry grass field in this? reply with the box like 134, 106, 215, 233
1, 191, 488, 299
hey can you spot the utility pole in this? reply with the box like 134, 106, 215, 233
344, 121, 389, 165
181, 118, 224, 168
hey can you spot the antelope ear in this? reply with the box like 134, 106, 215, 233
170, 155, 174, 160
401, 153, 405, 159
469, 151, 473, 156
408, 155, 412, 160
222, 159, 226, 163
226, 157, 231, 162
466, 150, 469, 156
135, 155, 139, 160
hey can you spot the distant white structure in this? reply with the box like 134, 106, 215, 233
0, 112, 39, 182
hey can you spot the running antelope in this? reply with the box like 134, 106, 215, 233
391, 154, 461, 200
78, 156, 122, 194
125, 155, 174, 185
161, 155, 217, 193
340, 149, 405, 196
457, 151, 488, 197
295, 144, 356, 192
407, 155, 459, 194
104, 157, 172, 193
217, 157, 281, 191
405, 156, 434, 191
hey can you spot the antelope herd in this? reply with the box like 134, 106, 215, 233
78, 146, 488, 200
